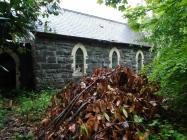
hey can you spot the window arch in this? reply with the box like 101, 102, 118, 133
71, 43, 88, 76
0, 48, 20, 88
109, 47, 120, 68
135, 50, 144, 73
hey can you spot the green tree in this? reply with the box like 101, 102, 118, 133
0, 0, 60, 45
100, 0, 187, 113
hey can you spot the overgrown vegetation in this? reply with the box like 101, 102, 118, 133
0, 95, 12, 129
148, 120, 186, 140
0, 90, 56, 139
0, 0, 186, 139
16, 91, 53, 121
100, 0, 187, 120
0, 102, 9, 129
0, 0, 60, 45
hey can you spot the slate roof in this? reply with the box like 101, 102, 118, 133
37, 9, 146, 46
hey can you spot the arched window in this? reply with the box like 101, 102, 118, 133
136, 50, 144, 73
109, 47, 120, 68
71, 43, 88, 76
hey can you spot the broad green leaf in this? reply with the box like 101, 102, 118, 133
134, 115, 143, 123
80, 124, 88, 136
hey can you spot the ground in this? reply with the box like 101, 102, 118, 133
0, 90, 55, 139
0, 85, 186, 140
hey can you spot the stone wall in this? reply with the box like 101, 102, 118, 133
33, 33, 153, 89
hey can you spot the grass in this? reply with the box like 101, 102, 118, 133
0, 89, 57, 139
147, 119, 187, 140
0, 108, 9, 129
0, 96, 11, 129
16, 90, 54, 121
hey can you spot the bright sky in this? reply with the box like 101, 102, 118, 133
60, 0, 142, 23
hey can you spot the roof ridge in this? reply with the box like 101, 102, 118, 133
62, 8, 127, 25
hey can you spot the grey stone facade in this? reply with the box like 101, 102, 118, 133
0, 10, 153, 90
33, 33, 153, 89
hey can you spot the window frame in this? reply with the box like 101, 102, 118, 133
71, 43, 88, 76
135, 50, 144, 73
109, 47, 120, 68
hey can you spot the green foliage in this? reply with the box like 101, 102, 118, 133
148, 120, 187, 140
0, 96, 9, 128
0, 108, 8, 128
133, 114, 143, 123
14, 132, 34, 140
16, 90, 53, 121
0, 90, 54, 124
0, 89, 56, 122
80, 124, 89, 136
0, 89, 56, 139
134, 116, 187, 139
103, 0, 187, 114
0, 0, 60, 45
149, 44, 187, 113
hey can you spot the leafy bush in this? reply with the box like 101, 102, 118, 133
148, 45, 187, 114
102, 0, 187, 121
0, 109, 8, 129
148, 120, 187, 140
0, 96, 10, 129
16, 90, 55, 121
